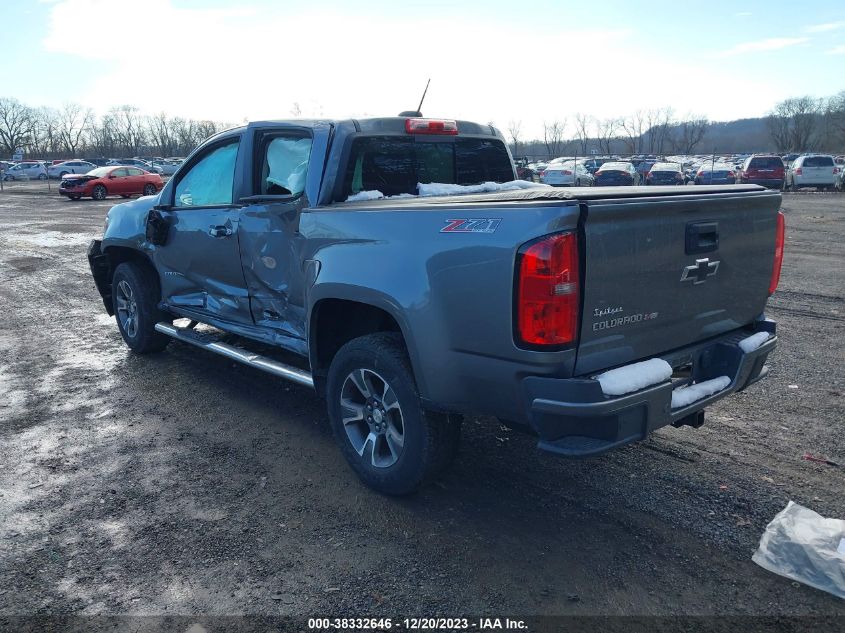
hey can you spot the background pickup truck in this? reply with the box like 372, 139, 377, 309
88, 115, 784, 495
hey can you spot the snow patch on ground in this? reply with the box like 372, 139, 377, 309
739, 332, 771, 353
596, 358, 673, 396
671, 376, 731, 409
14, 232, 91, 248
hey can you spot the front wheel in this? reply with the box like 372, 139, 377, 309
111, 262, 171, 354
92, 184, 107, 200
326, 333, 460, 495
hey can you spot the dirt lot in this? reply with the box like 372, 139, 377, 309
0, 185, 843, 625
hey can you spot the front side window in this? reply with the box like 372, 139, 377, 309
174, 141, 239, 207
341, 137, 513, 198
258, 134, 312, 196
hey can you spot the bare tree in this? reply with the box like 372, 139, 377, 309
507, 120, 523, 158
58, 102, 93, 155
0, 97, 35, 155
573, 113, 591, 155
671, 116, 709, 154
148, 112, 177, 156
594, 118, 620, 155
542, 119, 566, 158
110, 105, 146, 156
824, 91, 845, 149
31, 107, 61, 157
765, 96, 822, 152
620, 110, 646, 154
647, 108, 675, 155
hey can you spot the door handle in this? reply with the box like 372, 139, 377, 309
685, 221, 718, 254
209, 225, 233, 238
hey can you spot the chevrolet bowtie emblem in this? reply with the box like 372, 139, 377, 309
681, 258, 720, 284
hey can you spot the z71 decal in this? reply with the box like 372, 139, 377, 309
440, 218, 502, 234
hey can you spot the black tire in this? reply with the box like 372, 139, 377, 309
38, 173, 47, 180
111, 262, 171, 354
143, 183, 157, 196
92, 184, 107, 200
59, 171, 68, 179
326, 332, 460, 495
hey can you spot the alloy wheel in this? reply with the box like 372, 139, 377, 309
115, 280, 138, 338
340, 368, 405, 468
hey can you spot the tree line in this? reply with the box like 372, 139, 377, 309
0, 98, 236, 159
506, 91, 845, 159
1, 91, 843, 161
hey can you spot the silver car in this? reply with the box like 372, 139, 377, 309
48, 160, 96, 179
2, 161, 48, 181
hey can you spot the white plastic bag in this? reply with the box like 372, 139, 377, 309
752, 501, 845, 599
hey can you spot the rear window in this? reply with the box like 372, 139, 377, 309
651, 162, 680, 171
749, 157, 783, 169
802, 156, 834, 167
341, 136, 513, 199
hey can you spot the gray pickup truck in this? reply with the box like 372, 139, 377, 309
88, 116, 784, 495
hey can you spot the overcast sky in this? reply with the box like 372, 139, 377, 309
5, 0, 845, 138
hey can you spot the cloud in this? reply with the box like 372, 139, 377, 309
735, 11, 752, 17
713, 37, 810, 58
37, 0, 788, 138
828, 45, 845, 54
804, 21, 845, 33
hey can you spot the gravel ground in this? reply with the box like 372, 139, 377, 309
0, 186, 843, 624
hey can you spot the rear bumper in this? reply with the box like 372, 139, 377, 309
523, 320, 777, 457
741, 178, 783, 188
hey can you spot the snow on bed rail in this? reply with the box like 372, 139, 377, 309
344, 180, 549, 202
738, 332, 771, 353
671, 376, 731, 409
596, 358, 673, 397
416, 180, 549, 197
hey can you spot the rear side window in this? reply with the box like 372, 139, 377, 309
174, 141, 239, 207
749, 157, 783, 169
255, 133, 312, 196
341, 137, 513, 198
802, 156, 834, 167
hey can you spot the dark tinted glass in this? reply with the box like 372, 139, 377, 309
803, 156, 834, 167
342, 137, 513, 198
749, 157, 783, 169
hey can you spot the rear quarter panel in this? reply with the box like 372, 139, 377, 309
300, 200, 581, 420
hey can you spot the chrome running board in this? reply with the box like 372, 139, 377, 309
154, 321, 314, 389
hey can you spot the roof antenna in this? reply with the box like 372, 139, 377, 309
399, 78, 430, 117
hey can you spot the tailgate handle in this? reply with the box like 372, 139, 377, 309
686, 221, 719, 254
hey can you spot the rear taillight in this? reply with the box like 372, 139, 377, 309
561, 169, 572, 176
794, 167, 802, 175
516, 232, 580, 347
769, 211, 785, 296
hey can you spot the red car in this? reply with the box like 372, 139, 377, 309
59, 166, 163, 201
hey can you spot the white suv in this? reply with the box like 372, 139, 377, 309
787, 155, 839, 191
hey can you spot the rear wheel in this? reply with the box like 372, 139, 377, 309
92, 184, 107, 200
326, 332, 460, 495
143, 183, 157, 196
111, 262, 171, 354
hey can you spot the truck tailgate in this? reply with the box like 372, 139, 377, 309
575, 189, 781, 376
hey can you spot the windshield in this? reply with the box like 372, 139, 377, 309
341, 136, 514, 199
87, 167, 111, 177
